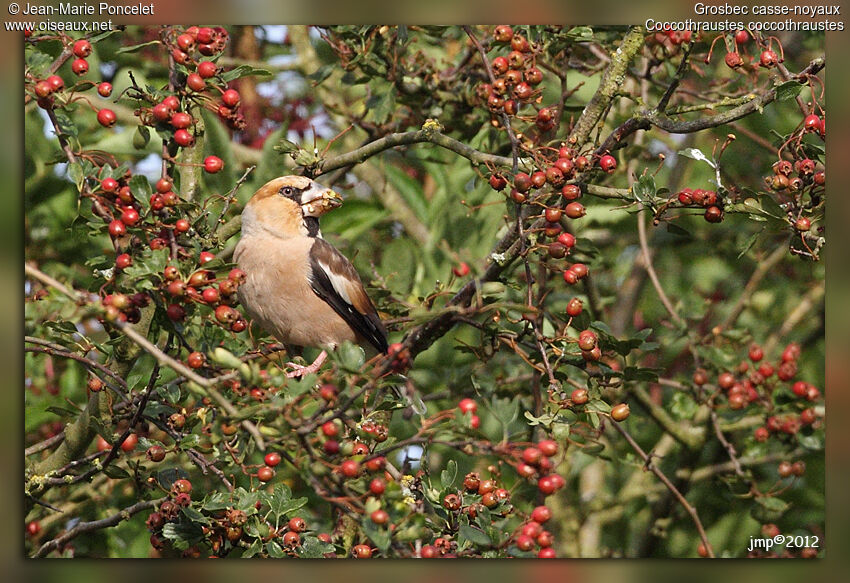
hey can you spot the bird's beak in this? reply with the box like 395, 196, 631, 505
303, 189, 343, 217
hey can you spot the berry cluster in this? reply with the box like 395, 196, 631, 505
674, 187, 725, 224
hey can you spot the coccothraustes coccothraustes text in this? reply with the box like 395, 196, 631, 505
235, 176, 388, 377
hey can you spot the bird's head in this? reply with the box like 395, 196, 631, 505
242, 175, 342, 238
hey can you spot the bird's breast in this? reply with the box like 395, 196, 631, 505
234, 234, 358, 349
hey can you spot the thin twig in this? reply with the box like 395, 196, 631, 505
33, 497, 165, 558
212, 165, 255, 238
609, 421, 714, 558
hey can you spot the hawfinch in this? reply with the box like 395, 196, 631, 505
235, 175, 388, 377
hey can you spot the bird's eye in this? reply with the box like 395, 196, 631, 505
282, 187, 293, 196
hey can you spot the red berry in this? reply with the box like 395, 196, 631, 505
199, 251, 215, 264
557, 232, 576, 248
196, 27, 215, 44
101, 177, 118, 193
493, 25, 514, 43
152, 103, 171, 122
458, 398, 477, 414
748, 344, 764, 362
175, 218, 190, 233
470, 415, 480, 429
120, 433, 138, 452
538, 475, 557, 495
800, 408, 817, 425
197, 61, 217, 79
563, 270, 578, 285
34, 81, 53, 98
73, 39, 92, 57
370, 509, 390, 525
562, 184, 581, 200
214, 305, 236, 324
71, 58, 89, 75
369, 477, 386, 495
599, 154, 617, 173
352, 544, 372, 558
186, 73, 206, 92
323, 440, 340, 455
795, 217, 811, 232
704, 206, 723, 223
734, 30, 749, 44
754, 426, 769, 442
171, 112, 193, 129
516, 534, 535, 552
792, 381, 809, 397
176, 33, 195, 52
531, 505, 551, 523
97, 82, 112, 97
166, 304, 185, 321
97, 109, 117, 127
759, 50, 778, 68
187, 351, 205, 369
564, 202, 585, 219
108, 219, 126, 237
538, 547, 556, 558
803, 114, 822, 133
162, 95, 180, 111
202, 287, 220, 304
724, 52, 743, 69
340, 459, 360, 478
489, 173, 507, 191
566, 297, 583, 317
174, 129, 194, 147
513, 172, 532, 193
522, 447, 542, 465
257, 466, 275, 482
115, 253, 132, 269
121, 208, 139, 226
538, 439, 558, 457
287, 516, 306, 532
544, 207, 562, 223
453, 262, 470, 277
222, 89, 241, 108
611, 403, 630, 422
321, 421, 339, 438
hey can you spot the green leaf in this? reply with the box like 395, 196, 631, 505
737, 229, 763, 259
440, 459, 458, 490
266, 541, 287, 558
775, 80, 803, 102
161, 520, 205, 550
362, 518, 391, 554
307, 64, 335, 85
103, 465, 130, 479
220, 64, 272, 83
298, 536, 336, 558
751, 497, 790, 523
116, 40, 162, 54
458, 523, 492, 547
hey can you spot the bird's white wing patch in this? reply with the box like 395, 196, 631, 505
317, 261, 353, 305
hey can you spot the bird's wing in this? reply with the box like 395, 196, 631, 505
307, 238, 388, 354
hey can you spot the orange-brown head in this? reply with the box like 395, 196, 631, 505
241, 175, 342, 239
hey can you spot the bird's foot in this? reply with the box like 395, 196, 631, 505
285, 350, 328, 378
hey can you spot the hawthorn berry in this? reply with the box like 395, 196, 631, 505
120, 208, 139, 226
724, 52, 744, 69
187, 351, 205, 369
611, 403, 630, 422
71, 58, 89, 75
97, 109, 117, 127
522, 446, 542, 465
759, 50, 778, 68
115, 253, 132, 269
174, 129, 195, 147
73, 39, 92, 57
453, 262, 470, 277
97, 82, 112, 97
599, 154, 617, 173
565, 202, 586, 219
340, 459, 360, 478
704, 206, 723, 223
352, 544, 373, 558
257, 466, 275, 482
531, 505, 552, 523
108, 220, 126, 237
537, 531, 555, 548
458, 398, 477, 414
222, 89, 241, 108
369, 477, 386, 495
120, 433, 138, 452
493, 25, 513, 43
516, 534, 535, 552
186, 73, 206, 92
